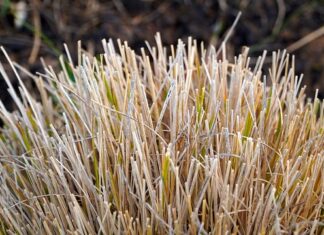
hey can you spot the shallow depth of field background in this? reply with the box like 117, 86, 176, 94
0, 0, 323, 109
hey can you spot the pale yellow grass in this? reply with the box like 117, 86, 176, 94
0, 34, 323, 234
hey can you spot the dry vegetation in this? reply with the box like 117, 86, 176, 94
0, 34, 323, 234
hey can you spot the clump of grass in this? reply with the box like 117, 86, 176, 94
0, 33, 323, 234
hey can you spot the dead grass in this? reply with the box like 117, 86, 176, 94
0, 33, 323, 234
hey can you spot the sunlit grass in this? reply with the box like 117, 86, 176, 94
0, 33, 323, 234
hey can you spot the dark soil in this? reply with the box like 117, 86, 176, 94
0, 0, 323, 112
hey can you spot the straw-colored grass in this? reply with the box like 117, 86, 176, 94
0, 34, 323, 234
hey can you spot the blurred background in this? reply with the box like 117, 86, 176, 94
0, 0, 323, 111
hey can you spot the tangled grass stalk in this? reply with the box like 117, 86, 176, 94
0, 34, 323, 234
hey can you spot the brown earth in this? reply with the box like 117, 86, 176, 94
0, 0, 323, 112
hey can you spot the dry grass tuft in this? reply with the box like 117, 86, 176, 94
0, 34, 323, 234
